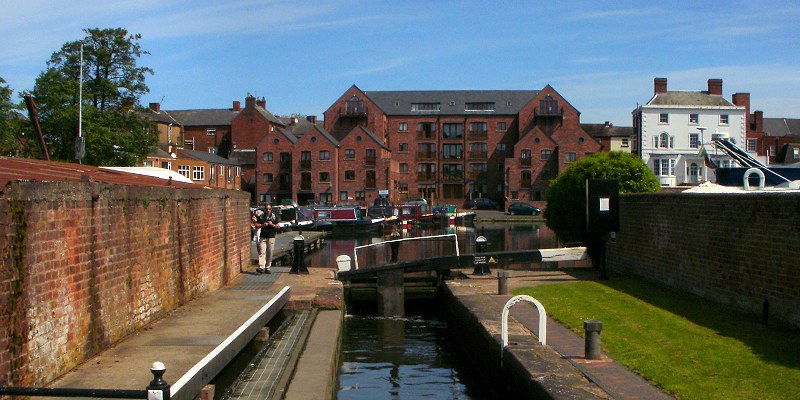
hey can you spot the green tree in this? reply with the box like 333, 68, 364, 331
544, 151, 660, 244
30, 27, 156, 165
0, 77, 25, 156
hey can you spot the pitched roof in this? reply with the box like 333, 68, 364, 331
306, 126, 339, 146
581, 123, 634, 138
254, 106, 285, 126
164, 109, 239, 126
646, 91, 735, 107
179, 149, 241, 165
141, 109, 181, 125
275, 127, 299, 144
362, 90, 540, 116
345, 126, 390, 151
763, 118, 800, 137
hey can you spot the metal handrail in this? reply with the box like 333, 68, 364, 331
352, 233, 459, 270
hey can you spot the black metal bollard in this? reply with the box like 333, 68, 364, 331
583, 320, 603, 360
389, 231, 401, 262
147, 361, 170, 400
472, 236, 490, 275
497, 271, 509, 295
290, 235, 309, 274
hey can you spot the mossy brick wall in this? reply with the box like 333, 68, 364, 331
0, 182, 250, 386
607, 192, 800, 328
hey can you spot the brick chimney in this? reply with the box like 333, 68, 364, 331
654, 77, 667, 94
307, 115, 317, 124
708, 79, 723, 96
732, 92, 751, 131
149, 102, 160, 113
245, 95, 256, 109
754, 110, 764, 132
232, 101, 241, 112
256, 97, 266, 109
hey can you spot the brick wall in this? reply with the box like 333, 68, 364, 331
0, 182, 251, 386
607, 192, 800, 328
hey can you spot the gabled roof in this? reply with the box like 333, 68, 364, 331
254, 105, 285, 126
179, 149, 240, 165
646, 91, 735, 107
362, 90, 540, 116
763, 118, 800, 137
343, 126, 390, 151
164, 109, 239, 126
305, 126, 339, 146
141, 109, 181, 125
274, 127, 299, 144
581, 123, 634, 138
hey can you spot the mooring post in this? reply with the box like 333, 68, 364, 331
497, 271, 509, 295
146, 362, 170, 400
290, 235, 309, 274
584, 320, 603, 360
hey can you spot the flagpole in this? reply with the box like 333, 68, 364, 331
77, 43, 84, 164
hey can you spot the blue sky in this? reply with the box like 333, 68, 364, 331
2, 0, 799, 126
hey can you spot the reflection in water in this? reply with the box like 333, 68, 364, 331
307, 223, 558, 270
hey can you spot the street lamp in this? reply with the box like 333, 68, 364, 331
697, 127, 707, 182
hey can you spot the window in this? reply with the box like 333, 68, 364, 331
540, 95, 558, 114
653, 159, 676, 176
178, 165, 190, 178
340, 191, 348, 201
345, 170, 355, 180
442, 144, 463, 159
566, 152, 576, 162
320, 193, 332, 204
655, 132, 674, 149
418, 122, 436, 136
689, 163, 699, 179
747, 138, 757, 152
345, 149, 355, 159
263, 173, 273, 183
209, 165, 215, 181
319, 150, 330, 160
689, 133, 700, 149
184, 139, 194, 148
143, 160, 153, 167
161, 161, 172, 170
511, 191, 518, 200
263, 152, 273, 162
355, 191, 365, 201
497, 143, 506, 151
399, 122, 408, 132
541, 149, 552, 160
521, 150, 531, 159
621, 138, 629, 148
659, 113, 669, 123
720, 114, 729, 124
399, 143, 409, 152
497, 121, 507, 131
400, 163, 409, 172
320, 172, 330, 182
442, 122, 463, 138
398, 183, 409, 193
207, 128, 216, 136
465, 102, 495, 111
689, 114, 699, 124
345, 95, 365, 114
411, 103, 441, 112
469, 121, 488, 133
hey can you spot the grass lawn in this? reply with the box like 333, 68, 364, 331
514, 277, 800, 400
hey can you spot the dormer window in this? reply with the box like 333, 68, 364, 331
540, 95, 558, 115
465, 102, 495, 112
346, 95, 365, 114
411, 103, 441, 112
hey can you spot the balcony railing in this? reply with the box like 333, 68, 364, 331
520, 158, 531, 167
417, 131, 436, 140
417, 151, 436, 160
468, 151, 488, 160
442, 153, 463, 160
364, 157, 377, 167
467, 130, 488, 140
417, 171, 436, 181
300, 160, 311, 169
279, 161, 291, 170
442, 172, 463, 182
339, 105, 368, 117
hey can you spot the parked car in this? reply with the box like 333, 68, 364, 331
507, 202, 541, 216
465, 197, 499, 210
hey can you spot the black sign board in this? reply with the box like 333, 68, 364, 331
586, 179, 619, 233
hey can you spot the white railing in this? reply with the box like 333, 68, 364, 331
352, 233, 459, 270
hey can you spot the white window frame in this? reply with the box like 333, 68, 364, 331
659, 113, 669, 124
720, 114, 729, 125
689, 133, 700, 149
178, 165, 190, 178
192, 166, 205, 181
689, 114, 699, 124
621, 138, 629, 148
747, 138, 757, 152
399, 122, 408, 132
206, 128, 216, 136
653, 159, 676, 176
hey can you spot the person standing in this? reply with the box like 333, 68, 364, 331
255, 203, 280, 274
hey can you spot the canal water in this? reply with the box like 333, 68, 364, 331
324, 222, 556, 399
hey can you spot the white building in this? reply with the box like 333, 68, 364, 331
633, 78, 748, 187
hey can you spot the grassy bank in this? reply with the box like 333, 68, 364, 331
514, 278, 800, 399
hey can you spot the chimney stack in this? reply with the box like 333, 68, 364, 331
149, 102, 161, 113
256, 97, 266, 109
245, 95, 256, 109
754, 111, 764, 132
232, 101, 241, 112
307, 115, 317, 124
708, 79, 723, 96
654, 77, 667, 94
732, 92, 751, 131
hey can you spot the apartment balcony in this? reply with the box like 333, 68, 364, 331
520, 158, 532, 167
417, 171, 436, 181
364, 157, 377, 167
300, 160, 311, 169
468, 151, 488, 160
279, 161, 291, 170
365, 179, 377, 189
339, 106, 368, 117
417, 131, 436, 140
535, 106, 563, 117
442, 172, 463, 182
442, 154, 463, 160
417, 151, 437, 161
467, 130, 488, 140
468, 171, 488, 180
